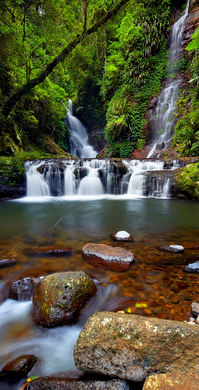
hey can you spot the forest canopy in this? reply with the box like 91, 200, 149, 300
1, 0, 196, 158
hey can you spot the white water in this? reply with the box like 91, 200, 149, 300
0, 300, 81, 376
67, 99, 97, 158
25, 161, 50, 197
25, 158, 180, 200
147, 1, 189, 158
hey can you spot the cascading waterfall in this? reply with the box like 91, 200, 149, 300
67, 99, 97, 158
147, 0, 189, 158
25, 158, 180, 199
25, 161, 50, 197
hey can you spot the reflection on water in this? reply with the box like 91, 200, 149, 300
0, 198, 199, 379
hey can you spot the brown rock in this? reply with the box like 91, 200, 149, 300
74, 311, 199, 381
82, 243, 134, 272
32, 271, 97, 328
0, 258, 15, 268
157, 245, 184, 254
31, 246, 73, 256
143, 372, 199, 389
183, 244, 199, 250
6, 277, 38, 301
1, 355, 37, 379
24, 377, 130, 390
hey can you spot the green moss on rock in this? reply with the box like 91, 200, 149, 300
175, 162, 199, 199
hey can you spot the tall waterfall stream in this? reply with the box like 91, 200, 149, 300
147, 0, 189, 157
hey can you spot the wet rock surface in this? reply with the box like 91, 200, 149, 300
158, 245, 184, 253
82, 243, 134, 271
184, 260, 199, 273
24, 377, 130, 390
0, 186, 26, 201
31, 246, 73, 256
143, 372, 199, 390
111, 231, 134, 242
191, 302, 199, 316
0, 355, 37, 379
74, 311, 199, 381
0, 258, 16, 268
6, 277, 38, 301
32, 271, 97, 327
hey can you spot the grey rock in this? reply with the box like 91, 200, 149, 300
191, 302, 199, 316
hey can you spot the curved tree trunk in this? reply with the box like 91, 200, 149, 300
2, 0, 130, 119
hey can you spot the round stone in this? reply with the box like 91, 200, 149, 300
111, 231, 134, 242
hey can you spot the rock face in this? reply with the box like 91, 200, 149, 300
32, 272, 97, 328
143, 373, 199, 390
24, 377, 130, 390
6, 277, 38, 301
74, 311, 199, 381
82, 243, 134, 271
1, 355, 37, 379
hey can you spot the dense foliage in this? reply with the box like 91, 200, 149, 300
173, 24, 199, 156
0, 0, 197, 160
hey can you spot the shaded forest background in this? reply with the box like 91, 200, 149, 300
0, 0, 199, 162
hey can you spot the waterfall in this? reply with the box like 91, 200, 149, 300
147, 0, 189, 158
67, 99, 97, 158
25, 161, 50, 197
25, 158, 180, 199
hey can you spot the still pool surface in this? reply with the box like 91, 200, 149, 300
0, 197, 199, 386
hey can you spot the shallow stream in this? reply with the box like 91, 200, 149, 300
0, 197, 199, 386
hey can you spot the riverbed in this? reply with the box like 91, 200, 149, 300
0, 196, 199, 385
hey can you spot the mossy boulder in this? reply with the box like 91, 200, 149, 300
32, 271, 97, 328
174, 163, 199, 199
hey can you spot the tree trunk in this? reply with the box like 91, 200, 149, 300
2, 0, 130, 119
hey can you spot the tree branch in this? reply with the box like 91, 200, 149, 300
2, 0, 131, 118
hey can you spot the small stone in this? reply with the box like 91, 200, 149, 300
1, 355, 37, 379
196, 316, 199, 324
31, 246, 73, 256
191, 302, 199, 316
183, 244, 199, 250
170, 296, 180, 304
185, 261, 199, 273
0, 258, 16, 268
152, 306, 162, 314
111, 231, 134, 242
158, 245, 184, 253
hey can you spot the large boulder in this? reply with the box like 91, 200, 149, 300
32, 272, 97, 328
143, 373, 199, 390
82, 243, 134, 271
24, 377, 130, 390
74, 311, 199, 381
